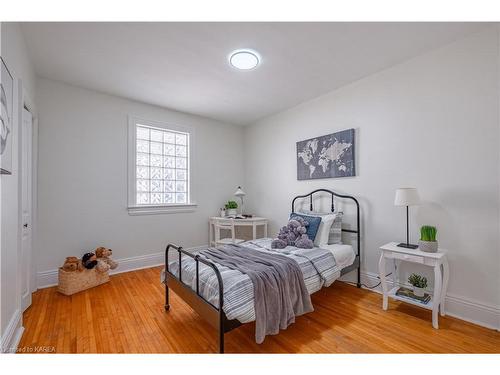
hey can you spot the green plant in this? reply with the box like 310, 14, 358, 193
420, 225, 437, 242
408, 273, 428, 288
225, 200, 238, 209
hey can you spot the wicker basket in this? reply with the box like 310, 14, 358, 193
57, 267, 109, 296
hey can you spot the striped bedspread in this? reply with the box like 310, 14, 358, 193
166, 238, 339, 323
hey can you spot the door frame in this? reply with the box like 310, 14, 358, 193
17, 79, 38, 311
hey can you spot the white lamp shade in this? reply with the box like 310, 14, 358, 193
394, 188, 420, 206
234, 186, 246, 197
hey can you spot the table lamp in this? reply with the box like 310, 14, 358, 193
394, 188, 420, 249
234, 186, 246, 216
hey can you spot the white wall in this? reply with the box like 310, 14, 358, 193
35, 78, 244, 276
0, 22, 37, 349
243, 28, 500, 329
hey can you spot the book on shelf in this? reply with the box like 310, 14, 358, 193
395, 287, 431, 304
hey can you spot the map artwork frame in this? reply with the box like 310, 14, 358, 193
296, 128, 355, 180
1, 56, 14, 175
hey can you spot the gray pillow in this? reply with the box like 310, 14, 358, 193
328, 212, 343, 244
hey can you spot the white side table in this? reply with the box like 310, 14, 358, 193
209, 217, 268, 247
378, 242, 449, 329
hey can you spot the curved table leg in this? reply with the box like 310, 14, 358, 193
378, 253, 388, 310
441, 258, 449, 316
432, 264, 442, 329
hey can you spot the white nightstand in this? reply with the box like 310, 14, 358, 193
378, 242, 449, 329
209, 217, 268, 247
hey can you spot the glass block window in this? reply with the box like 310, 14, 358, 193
135, 124, 189, 205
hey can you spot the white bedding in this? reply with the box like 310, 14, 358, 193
320, 243, 356, 270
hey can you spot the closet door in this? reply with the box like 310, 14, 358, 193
20, 107, 33, 312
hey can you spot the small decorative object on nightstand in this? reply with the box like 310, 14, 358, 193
378, 242, 449, 329
394, 188, 420, 249
225, 200, 238, 217
219, 207, 226, 217
234, 186, 246, 215
408, 273, 428, 297
419, 225, 438, 253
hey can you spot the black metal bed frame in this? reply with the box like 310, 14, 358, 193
164, 189, 361, 353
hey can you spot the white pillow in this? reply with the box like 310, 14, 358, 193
314, 213, 337, 247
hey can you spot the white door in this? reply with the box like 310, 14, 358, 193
21, 108, 33, 312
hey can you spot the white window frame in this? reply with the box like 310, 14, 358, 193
127, 115, 197, 215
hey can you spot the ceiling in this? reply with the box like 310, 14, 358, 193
22, 22, 487, 125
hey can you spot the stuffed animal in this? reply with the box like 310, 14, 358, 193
295, 234, 313, 249
82, 252, 98, 269
62, 256, 84, 272
95, 247, 118, 270
95, 259, 110, 273
271, 217, 314, 249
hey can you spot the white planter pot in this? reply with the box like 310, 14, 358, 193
413, 286, 425, 297
227, 209, 238, 216
419, 240, 438, 253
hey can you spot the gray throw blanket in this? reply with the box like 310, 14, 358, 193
199, 244, 313, 344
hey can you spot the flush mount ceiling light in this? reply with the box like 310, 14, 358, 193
229, 49, 260, 70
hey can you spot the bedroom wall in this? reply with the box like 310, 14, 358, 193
1, 22, 37, 349
35, 78, 244, 284
243, 27, 500, 329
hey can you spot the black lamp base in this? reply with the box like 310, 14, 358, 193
397, 242, 419, 249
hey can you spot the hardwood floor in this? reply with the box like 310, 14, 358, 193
19, 266, 500, 353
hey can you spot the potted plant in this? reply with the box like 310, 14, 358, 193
408, 273, 428, 297
419, 225, 438, 253
225, 201, 238, 216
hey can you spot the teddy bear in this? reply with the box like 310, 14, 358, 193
95, 258, 110, 273
271, 219, 302, 249
62, 256, 84, 272
82, 252, 98, 269
271, 216, 314, 249
95, 247, 118, 270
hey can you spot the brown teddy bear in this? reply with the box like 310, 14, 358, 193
95, 247, 118, 270
62, 256, 84, 272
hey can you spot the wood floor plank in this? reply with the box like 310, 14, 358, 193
18, 266, 500, 354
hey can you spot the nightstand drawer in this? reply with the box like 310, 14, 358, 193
386, 251, 424, 264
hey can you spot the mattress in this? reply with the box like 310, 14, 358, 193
164, 238, 356, 323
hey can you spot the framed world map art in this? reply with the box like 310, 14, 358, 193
1, 57, 14, 175
296, 128, 355, 180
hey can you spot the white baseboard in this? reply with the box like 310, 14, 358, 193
37, 269, 59, 289
36, 245, 207, 289
1, 309, 24, 353
340, 270, 500, 331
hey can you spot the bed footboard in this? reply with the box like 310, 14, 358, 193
164, 243, 240, 353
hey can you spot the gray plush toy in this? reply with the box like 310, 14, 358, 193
271, 217, 314, 249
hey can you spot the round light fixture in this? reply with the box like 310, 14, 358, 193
229, 49, 260, 70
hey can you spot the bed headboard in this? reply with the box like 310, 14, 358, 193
291, 189, 361, 286
291, 188, 358, 214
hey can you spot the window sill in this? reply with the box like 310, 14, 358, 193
127, 203, 197, 216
